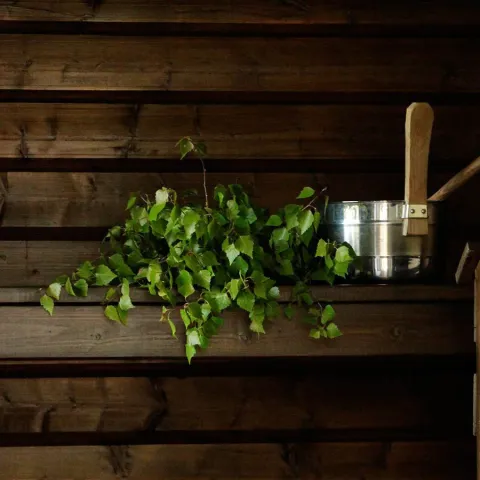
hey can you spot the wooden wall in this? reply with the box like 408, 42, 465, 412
0, 1, 479, 478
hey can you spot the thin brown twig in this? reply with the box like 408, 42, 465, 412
199, 156, 209, 209
302, 196, 318, 211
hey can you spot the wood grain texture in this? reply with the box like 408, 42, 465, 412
403, 103, 433, 236
0, 373, 471, 434
0, 36, 479, 92
0, 104, 477, 161
0, 0, 479, 26
0, 303, 472, 358
0, 285, 472, 303
1, 171, 479, 228
0, 441, 474, 479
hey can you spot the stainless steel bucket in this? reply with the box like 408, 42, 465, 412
325, 200, 438, 281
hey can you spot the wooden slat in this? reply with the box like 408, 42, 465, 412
0, 36, 479, 93
0, 303, 472, 358
0, 441, 474, 480
0, 104, 477, 161
0, 0, 478, 27
0, 241, 101, 286
0, 373, 471, 434
0, 236, 477, 287
1, 171, 479, 228
0, 285, 472, 303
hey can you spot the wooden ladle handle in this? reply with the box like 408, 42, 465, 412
403, 102, 434, 236
429, 156, 480, 202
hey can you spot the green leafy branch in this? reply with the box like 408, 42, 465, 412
40, 139, 355, 363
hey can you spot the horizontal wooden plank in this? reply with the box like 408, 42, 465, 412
0, 36, 479, 92
1, 0, 478, 28
1, 171, 479, 228
0, 104, 478, 161
0, 303, 473, 358
0, 373, 471, 434
0, 285, 472, 303
0, 236, 477, 287
0, 442, 474, 479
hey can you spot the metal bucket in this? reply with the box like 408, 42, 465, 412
325, 200, 438, 281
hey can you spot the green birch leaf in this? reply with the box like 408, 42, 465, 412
187, 302, 203, 320
313, 211, 321, 231
309, 328, 321, 339
180, 309, 192, 328
65, 277, 76, 297
245, 208, 257, 224
326, 322, 342, 338
223, 242, 240, 265
76, 261, 94, 281
268, 286, 280, 299
119, 294, 135, 311
105, 287, 117, 302
297, 187, 315, 199
237, 290, 255, 313
176, 270, 195, 299
285, 204, 301, 230
266, 215, 282, 227
298, 209, 314, 235
46, 282, 62, 301
187, 329, 201, 346
335, 245, 353, 263
104, 305, 120, 322
54, 275, 69, 286
228, 278, 241, 300
231, 256, 249, 276
74, 279, 88, 297
147, 261, 161, 284
271, 227, 289, 245
235, 235, 254, 258
186, 344, 196, 364
155, 188, 169, 205
315, 239, 327, 257
166, 204, 181, 234
254, 281, 267, 299
109, 254, 135, 277
177, 137, 195, 160
321, 305, 336, 325
204, 292, 231, 313
214, 185, 227, 206
201, 251, 219, 267
121, 278, 129, 297
299, 292, 313, 306
249, 303, 265, 333
227, 199, 239, 220
213, 212, 228, 226
183, 210, 201, 238
126, 195, 137, 210
95, 265, 117, 286
201, 303, 212, 321
333, 261, 349, 278
167, 318, 177, 338
40, 295, 54, 316
193, 269, 212, 290
148, 202, 166, 222
279, 258, 294, 276
325, 254, 334, 270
